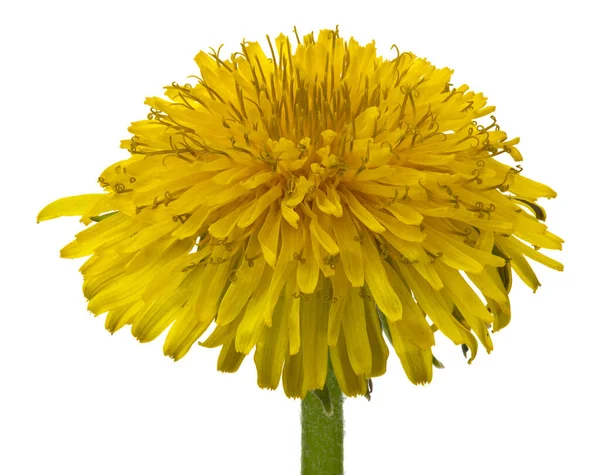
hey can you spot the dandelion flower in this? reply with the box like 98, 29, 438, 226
38, 28, 563, 399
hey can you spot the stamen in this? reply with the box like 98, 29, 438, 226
293, 291, 311, 301
461, 100, 474, 112
208, 44, 225, 66
113, 183, 132, 194
455, 127, 480, 148
209, 257, 228, 265
323, 254, 340, 269
151, 191, 175, 209
493, 164, 523, 192
379, 244, 389, 259
442, 85, 464, 103
293, 252, 306, 264
245, 254, 261, 267
438, 183, 454, 196
425, 250, 443, 262
164, 191, 175, 206
216, 239, 235, 251
396, 253, 418, 264
484, 115, 500, 132
466, 169, 483, 185
353, 232, 364, 244
419, 179, 433, 200
358, 288, 372, 300
182, 263, 196, 272
469, 201, 495, 219
293, 26, 301, 45
172, 213, 191, 224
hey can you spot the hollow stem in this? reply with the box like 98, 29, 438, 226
300, 364, 344, 475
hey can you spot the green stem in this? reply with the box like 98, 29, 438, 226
301, 364, 344, 475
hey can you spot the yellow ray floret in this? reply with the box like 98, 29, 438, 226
39, 28, 562, 398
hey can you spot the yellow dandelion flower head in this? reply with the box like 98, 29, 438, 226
39, 28, 563, 398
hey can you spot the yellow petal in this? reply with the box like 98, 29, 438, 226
296, 231, 320, 294
331, 210, 365, 287
383, 232, 444, 290
362, 231, 403, 321
327, 264, 350, 346
163, 267, 212, 360
497, 242, 541, 292
467, 267, 508, 304
399, 265, 474, 352
88, 241, 190, 315
265, 220, 301, 324
60, 213, 138, 258
309, 216, 340, 255
235, 267, 274, 354
117, 220, 178, 253
391, 331, 433, 385
341, 287, 372, 375
340, 189, 386, 233
37, 194, 109, 222
142, 246, 212, 301
387, 202, 423, 225
424, 227, 508, 273
282, 350, 307, 399
435, 263, 494, 352
330, 328, 368, 397
287, 276, 302, 355
511, 173, 557, 200
208, 201, 253, 238
171, 205, 216, 239
326, 184, 343, 217
383, 261, 434, 347
105, 301, 143, 334
300, 284, 329, 390
368, 207, 425, 242
199, 319, 240, 348
258, 204, 282, 267
255, 292, 289, 389
217, 255, 266, 326
132, 272, 193, 342
315, 187, 342, 217
498, 236, 563, 271
217, 337, 247, 373
281, 201, 300, 228
363, 297, 389, 377
237, 184, 282, 228
194, 246, 236, 323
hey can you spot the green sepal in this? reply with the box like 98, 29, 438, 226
432, 355, 445, 369
310, 385, 333, 417
90, 211, 118, 222
513, 198, 547, 221
364, 379, 373, 401
492, 245, 512, 293
376, 307, 393, 344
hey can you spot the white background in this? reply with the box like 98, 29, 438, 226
1, 1, 598, 473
